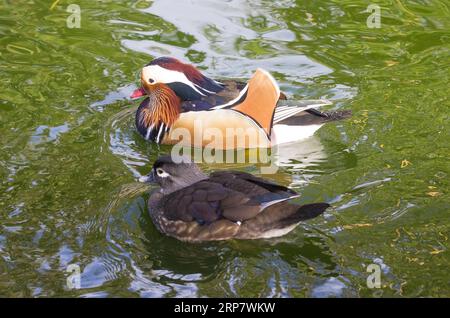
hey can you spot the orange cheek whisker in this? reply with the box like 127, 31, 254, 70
140, 84, 181, 130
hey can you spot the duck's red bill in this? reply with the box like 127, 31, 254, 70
130, 87, 146, 99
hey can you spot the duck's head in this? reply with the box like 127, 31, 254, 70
139, 155, 207, 194
131, 56, 224, 101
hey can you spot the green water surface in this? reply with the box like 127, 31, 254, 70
0, 0, 449, 297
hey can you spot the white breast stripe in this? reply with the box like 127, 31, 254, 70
145, 124, 155, 140
156, 123, 165, 143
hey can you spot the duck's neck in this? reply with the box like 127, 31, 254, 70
136, 84, 181, 141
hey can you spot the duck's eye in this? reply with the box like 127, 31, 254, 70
148, 78, 155, 84
156, 168, 165, 176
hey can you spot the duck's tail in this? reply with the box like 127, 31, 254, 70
270, 100, 352, 145
274, 203, 330, 227
236, 202, 330, 239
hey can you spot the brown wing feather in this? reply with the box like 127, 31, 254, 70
209, 171, 297, 197
159, 179, 293, 225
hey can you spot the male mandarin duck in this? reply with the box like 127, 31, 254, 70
131, 57, 351, 149
139, 156, 330, 242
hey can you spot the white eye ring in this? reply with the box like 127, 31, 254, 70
156, 168, 169, 178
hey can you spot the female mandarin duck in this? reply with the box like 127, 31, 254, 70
139, 156, 330, 242
131, 57, 351, 149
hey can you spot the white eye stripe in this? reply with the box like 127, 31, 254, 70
142, 65, 206, 96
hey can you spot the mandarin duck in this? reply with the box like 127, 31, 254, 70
139, 156, 330, 242
131, 57, 351, 149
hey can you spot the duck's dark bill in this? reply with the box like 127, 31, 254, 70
130, 87, 146, 99
139, 172, 155, 183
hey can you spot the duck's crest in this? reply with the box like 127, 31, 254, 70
145, 57, 224, 99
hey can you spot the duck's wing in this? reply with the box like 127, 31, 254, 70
213, 80, 287, 104
181, 79, 286, 112
209, 170, 297, 198
180, 80, 246, 111
196, 68, 280, 137
276, 108, 352, 126
272, 100, 333, 124
160, 180, 298, 225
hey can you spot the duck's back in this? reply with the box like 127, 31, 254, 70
180, 80, 247, 111
208, 170, 297, 198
